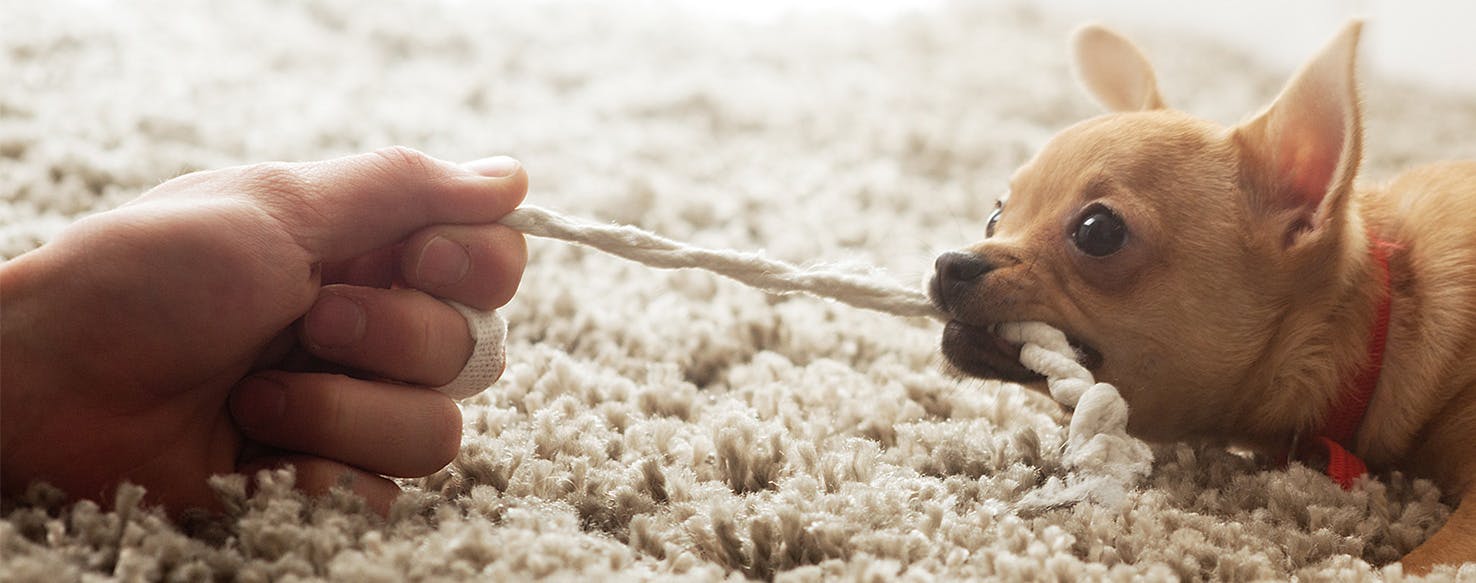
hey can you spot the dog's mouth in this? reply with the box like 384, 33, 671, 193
941, 320, 1103, 383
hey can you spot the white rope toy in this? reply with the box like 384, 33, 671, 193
435, 205, 1153, 506
433, 302, 507, 400
998, 322, 1154, 509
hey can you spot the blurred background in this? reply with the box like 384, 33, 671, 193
681, 0, 1476, 94
4, 0, 1473, 262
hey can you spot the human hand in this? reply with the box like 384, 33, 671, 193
0, 147, 528, 514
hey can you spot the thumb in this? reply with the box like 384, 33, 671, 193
245, 147, 527, 262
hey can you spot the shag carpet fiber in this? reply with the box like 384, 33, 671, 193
4, 1, 1476, 580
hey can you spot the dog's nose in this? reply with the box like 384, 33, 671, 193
935, 251, 991, 284
931, 251, 994, 311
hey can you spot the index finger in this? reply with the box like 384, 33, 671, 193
238, 147, 528, 262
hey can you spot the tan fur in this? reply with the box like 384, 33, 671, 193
932, 22, 1476, 572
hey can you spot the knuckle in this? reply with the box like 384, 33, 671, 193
370, 146, 438, 178
235, 161, 329, 249
151, 167, 220, 195
240, 161, 312, 200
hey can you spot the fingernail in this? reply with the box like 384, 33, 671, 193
232, 376, 287, 430
463, 156, 521, 178
416, 235, 470, 288
305, 294, 365, 349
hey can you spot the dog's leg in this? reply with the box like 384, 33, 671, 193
1400, 491, 1476, 574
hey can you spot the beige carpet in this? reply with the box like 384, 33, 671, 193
5, 0, 1476, 580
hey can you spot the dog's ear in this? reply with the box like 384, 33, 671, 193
1072, 24, 1166, 112
1235, 21, 1363, 251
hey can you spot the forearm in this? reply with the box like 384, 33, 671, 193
0, 244, 160, 499
1, 250, 64, 491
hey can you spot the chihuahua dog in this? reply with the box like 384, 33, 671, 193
928, 21, 1476, 572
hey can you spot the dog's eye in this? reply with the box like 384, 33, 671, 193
985, 205, 1002, 238
1072, 204, 1127, 257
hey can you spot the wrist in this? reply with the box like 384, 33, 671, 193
0, 250, 65, 451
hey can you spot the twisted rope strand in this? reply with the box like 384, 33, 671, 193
500, 205, 946, 320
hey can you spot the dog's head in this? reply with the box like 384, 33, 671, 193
931, 22, 1366, 442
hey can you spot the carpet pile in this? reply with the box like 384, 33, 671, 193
4, 1, 1476, 579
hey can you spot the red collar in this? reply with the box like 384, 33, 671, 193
1294, 234, 1396, 489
